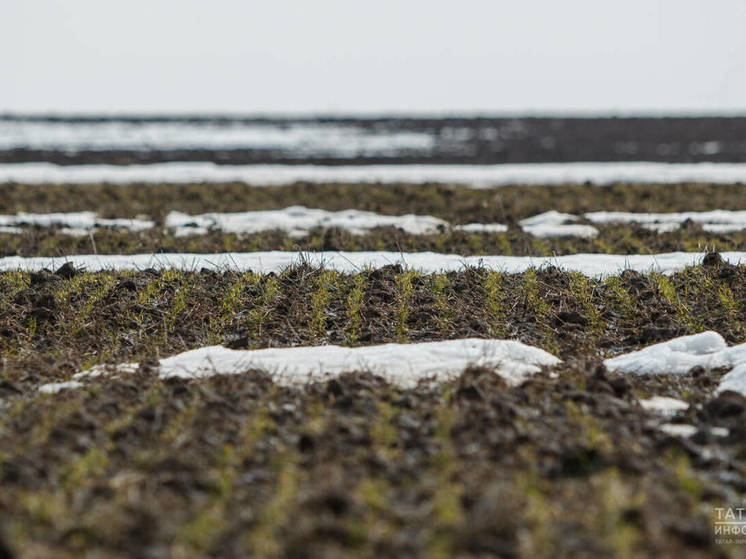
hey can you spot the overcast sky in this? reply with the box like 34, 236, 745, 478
2, 0, 745, 115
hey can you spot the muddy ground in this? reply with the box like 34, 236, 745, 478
2, 181, 746, 219
3, 116, 746, 164
4, 223, 746, 259
1, 181, 746, 557
0, 259, 746, 557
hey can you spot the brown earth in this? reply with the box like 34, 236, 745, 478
1, 180, 746, 557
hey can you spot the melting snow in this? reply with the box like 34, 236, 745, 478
604, 331, 731, 375
658, 424, 698, 438
658, 424, 728, 438
165, 206, 449, 237
585, 210, 746, 234
603, 331, 746, 397
70, 338, 561, 388
453, 223, 509, 234
0, 212, 154, 232
639, 396, 689, 414
518, 211, 598, 238
5, 208, 746, 238
2, 162, 746, 186
3, 251, 745, 278
38, 380, 85, 394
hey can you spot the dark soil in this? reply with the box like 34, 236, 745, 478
1, 182, 745, 220
1, 263, 745, 556
3, 223, 746, 259
0, 356, 742, 557
1, 177, 746, 556
2, 263, 745, 385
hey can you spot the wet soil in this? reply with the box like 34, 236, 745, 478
1, 177, 746, 556
0, 262, 745, 556
1, 182, 745, 221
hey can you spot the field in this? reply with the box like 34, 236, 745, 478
1, 178, 745, 558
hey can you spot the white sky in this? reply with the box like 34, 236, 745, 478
2, 0, 746, 115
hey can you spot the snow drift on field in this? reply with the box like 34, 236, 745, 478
0, 212, 154, 232
585, 210, 746, 234
65, 338, 561, 389
38, 381, 85, 394
166, 206, 448, 237
2, 162, 746, 186
518, 210, 599, 238
638, 396, 689, 414
2, 251, 744, 278
7, 208, 746, 238
452, 223, 509, 234
604, 331, 746, 397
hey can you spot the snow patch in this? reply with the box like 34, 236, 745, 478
166, 206, 449, 237
518, 210, 598, 239
2, 162, 746, 186
73, 338, 561, 388
518, 210, 579, 227
453, 223, 509, 234
604, 331, 730, 375
658, 424, 728, 438
658, 424, 697, 438
38, 381, 85, 394
639, 396, 689, 414
0, 212, 154, 232
585, 210, 746, 234
714, 364, 746, 396
523, 224, 599, 238
4, 208, 746, 240
603, 331, 746, 398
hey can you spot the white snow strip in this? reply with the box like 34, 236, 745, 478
658, 424, 698, 438
72, 338, 560, 388
641, 223, 682, 234
165, 206, 449, 237
585, 210, 746, 234
702, 223, 746, 234
58, 227, 90, 237
76, 363, 139, 380
657, 424, 729, 438
604, 332, 746, 399
521, 224, 599, 238
454, 223, 509, 234
639, 396, 689, 414
518, 210, 599, 238
0, 121, 434, 154
518, 210, 580, 227
2, 162, 746, 186
1, 251, 744, 278
0, 212, 154, 232
714, 364, 746, 396
38, 381, 85, 394
10, 207, 746, 239
604, 331, 732, 375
